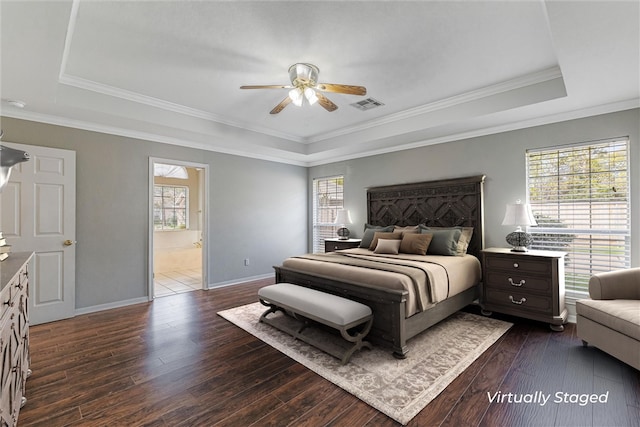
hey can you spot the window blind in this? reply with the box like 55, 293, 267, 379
312, 176, 344, 253
526, 137, 630, 295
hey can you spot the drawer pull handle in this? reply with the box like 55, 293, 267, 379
508, 278, 525, 287
509, 295, 527, 305
513, 263, 519, 268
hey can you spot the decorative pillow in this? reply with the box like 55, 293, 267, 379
420, 228, 462, 256
359, 224, 394, 248
399, 233, 433, 255
374, 239, 402, 254
393, 225, 419, 236
419, 226, 474, 255
369, 232, 402, 250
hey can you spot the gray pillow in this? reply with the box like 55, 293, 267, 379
360, 224, 394, 248
421, 228, 461, 256
420, 226, 474, 255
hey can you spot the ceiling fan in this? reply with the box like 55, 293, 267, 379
240, 63, 367, 114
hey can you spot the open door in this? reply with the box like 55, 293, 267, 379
1, 142, 76, 325
148, 158, 208, 299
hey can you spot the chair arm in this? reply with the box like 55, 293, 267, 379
589, 267, 640, 300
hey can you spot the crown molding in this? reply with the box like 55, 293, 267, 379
3, 98, 636, 168
305, 98, 639, 166
306, 67, 564, 144
0, 108, 309, 167
57, 73, 305, 143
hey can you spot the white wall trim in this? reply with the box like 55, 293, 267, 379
75, 296, 149, 316
4, 99, 637, 168
207, 273, 273, 289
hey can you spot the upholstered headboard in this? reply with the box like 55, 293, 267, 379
367, 175, 486, 258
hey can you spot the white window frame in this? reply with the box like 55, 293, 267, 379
312, 175, 344, 253
526, 137, 631, 300
153, 184, 190, 231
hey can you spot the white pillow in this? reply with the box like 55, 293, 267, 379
373, 238, 401, 254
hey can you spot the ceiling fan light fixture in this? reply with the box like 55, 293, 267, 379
304, 88, 318, 106
289, 63, 319, 87
288, 88, 303, 106
241, 63, 365, 114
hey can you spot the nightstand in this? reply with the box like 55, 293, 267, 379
324, 238, 362, 252
480, 247, 567, 331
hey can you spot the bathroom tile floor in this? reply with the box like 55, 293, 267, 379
154, 268, 202, 297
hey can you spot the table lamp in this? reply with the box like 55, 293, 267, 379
501, 200, 537, 252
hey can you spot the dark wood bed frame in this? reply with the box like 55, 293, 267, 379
274, 175, 486, 358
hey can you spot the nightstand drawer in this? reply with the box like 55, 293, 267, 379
485, 288, 552, 314
485, 255, 552, 275
324, 239, 361, 252
485, 271, 552, 293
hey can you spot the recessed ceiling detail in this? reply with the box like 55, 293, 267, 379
1, 0, 638, 166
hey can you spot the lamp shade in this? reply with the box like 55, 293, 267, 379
334, 209, 352, 225
501, 200, 537, 227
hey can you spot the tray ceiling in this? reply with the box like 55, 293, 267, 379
1, 1, 638, 166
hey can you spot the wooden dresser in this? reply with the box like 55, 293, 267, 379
481, 247, 567, 331
0, 252, 33, 426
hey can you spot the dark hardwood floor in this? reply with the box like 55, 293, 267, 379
20, 278, 640, 426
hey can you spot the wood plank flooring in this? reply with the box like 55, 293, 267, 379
19, 278, 640, 426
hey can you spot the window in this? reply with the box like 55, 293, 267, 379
154, 185, 189, 230
312, 176, 344, 252
526, 137, 630, 296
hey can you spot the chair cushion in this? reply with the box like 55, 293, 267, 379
576, 298, 640, 341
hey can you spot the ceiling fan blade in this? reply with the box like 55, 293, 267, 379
316, 83, 367, 96
270, 97, 292, 114
316, 92, 338, 112
240, 85, 292, 90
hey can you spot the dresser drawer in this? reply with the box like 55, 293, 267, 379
485, 255, 552, 275
485, 271, 552, 293
485, 288, 552, 314
0, 282, 13, 323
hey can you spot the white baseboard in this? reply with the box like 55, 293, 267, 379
207, 273, 274, 289
73, 274, 273, 316
75, 296, 150, 316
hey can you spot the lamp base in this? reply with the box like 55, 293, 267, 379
337, 226, 350, 240
505, 231, 533, 252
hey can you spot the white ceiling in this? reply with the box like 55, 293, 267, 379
1, 1, 638, 166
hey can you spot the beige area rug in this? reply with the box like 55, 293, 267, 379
218, 302, 512, 425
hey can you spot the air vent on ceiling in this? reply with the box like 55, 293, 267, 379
350, 97, 385, 111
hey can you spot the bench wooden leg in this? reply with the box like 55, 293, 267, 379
258, 302, 373, 365
339, 317, 373, 364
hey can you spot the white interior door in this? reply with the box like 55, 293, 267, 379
1, 142, 76, 325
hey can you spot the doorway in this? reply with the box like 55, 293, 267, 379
149, 158, 208, 299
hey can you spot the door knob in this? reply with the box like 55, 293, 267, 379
63, 240, 75, 246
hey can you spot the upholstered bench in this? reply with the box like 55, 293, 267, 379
258, 283, 373, 364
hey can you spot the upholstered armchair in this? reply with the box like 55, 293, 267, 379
576, 268, 640, 370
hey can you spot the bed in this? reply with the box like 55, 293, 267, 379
273, 175, 486, 358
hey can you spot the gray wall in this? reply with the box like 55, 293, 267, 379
309, 109, 640, 267
1, 108, 638, 311
0, 117, 307, 309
